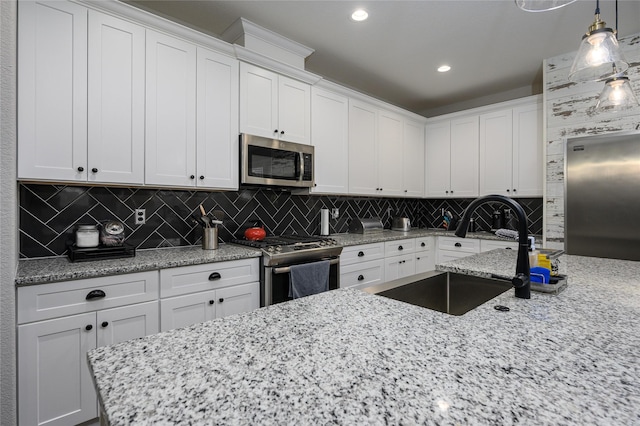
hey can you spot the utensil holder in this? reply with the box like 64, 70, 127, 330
202, 227, 218, 250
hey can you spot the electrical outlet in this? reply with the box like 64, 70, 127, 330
135, 209, 146, 225
331, 208, 339, 219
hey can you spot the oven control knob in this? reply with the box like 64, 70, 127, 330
275, 246, 282, 251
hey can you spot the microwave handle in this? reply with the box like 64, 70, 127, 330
298, 152, 304, 182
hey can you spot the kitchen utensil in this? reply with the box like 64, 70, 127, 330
199, 205, 211, 228
391, 217, 411, 231
244, 221, 266, 241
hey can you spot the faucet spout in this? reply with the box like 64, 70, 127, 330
455, 195, 531, 299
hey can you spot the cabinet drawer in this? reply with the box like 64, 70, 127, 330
480, 239, 519, 252
160, 258, 259, 298
415, 237, 434, 253
384, 238, 415, 256
438, 236, 480, 253
340, 259, 385, 289
340, 243, 384, 265
17, 271, 159, 324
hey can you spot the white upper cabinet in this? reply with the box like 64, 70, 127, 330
425, 121, 451, 197
377, 110, 405, 197
426, 116, 479, 198
348, 99, 379, 195
349, 99, 425, 198
240, 62, 310, 144
310, 87, 349, 194
18, 3, 146, 184
403, 119, 425, 198
88, 10, 145, 184
196, 47, 240, 189
18, 0, 88, 182
145, 30, 197, 187
512, 101, 543, 197
479, 109, 513, 196
450, 116, 479, 197
479, 97, 543, 197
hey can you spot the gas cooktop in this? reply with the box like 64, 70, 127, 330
231, 235, 342, 266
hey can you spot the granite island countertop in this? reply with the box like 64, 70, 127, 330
88, 252, 640, 425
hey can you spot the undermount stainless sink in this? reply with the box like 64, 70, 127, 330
366, 271, 512, 316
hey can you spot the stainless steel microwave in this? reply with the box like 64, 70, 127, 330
240, 134, 314, 188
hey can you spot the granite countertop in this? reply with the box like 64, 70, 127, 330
15, 244, 262, 286
88, 251, 640, 425
15, 229, 524, 286
329, 228, 527, 246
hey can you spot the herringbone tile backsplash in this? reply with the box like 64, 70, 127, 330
19, 184, 542, 258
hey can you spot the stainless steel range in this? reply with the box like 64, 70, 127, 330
231, 235, 342, 306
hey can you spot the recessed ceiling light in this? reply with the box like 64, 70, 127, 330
351, 9, 368, 22
437, 65, 451, 73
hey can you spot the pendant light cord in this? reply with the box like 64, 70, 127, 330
595, 0, 600, 15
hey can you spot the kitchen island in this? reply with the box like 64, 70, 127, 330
87, 251, 640, 425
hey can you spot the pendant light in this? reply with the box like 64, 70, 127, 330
593, 1, 638, 112
568, 0, 628, 83
515, 0, 577, 12
595, 74, 639, 112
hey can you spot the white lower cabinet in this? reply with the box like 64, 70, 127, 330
384, 239, 416, 281
341, 259, 385, 289
340, 243, 385, 289
414, 237, 436, 274
480, 239, 519, 252
384, 254, 416, 282
159, 259, 260, 331
17, 272, 159, 426
437, 236, 480, 263
160, 281, 259, 332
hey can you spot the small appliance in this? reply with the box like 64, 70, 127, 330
240, 134, 314, 188
391, 217, 411, 231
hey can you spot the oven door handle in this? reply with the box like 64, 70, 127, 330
298, 152, 304, 182
272, 258, 340, 275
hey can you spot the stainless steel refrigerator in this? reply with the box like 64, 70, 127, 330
565, 131, 640, 261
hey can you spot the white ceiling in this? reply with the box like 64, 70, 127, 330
125, 0, 640, 117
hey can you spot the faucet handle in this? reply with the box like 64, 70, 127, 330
511, 273, 529, 289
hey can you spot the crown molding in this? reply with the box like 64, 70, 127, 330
234, 45, 322, 85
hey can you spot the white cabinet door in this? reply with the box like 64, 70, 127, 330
240, 62, 279, 139
196, 47, 239, 189
425, 121, 451, 197
160, 291, 216, 332
403, 119, 425, 198
378, 110, 404, 197
18, 0, 88, 182
87, 11, 145, 184
340, 259, 385, 289
96, 301, 159, 347
310, 87, 349, 194
512, 102, 543, 197
384, 254, 415, 282
450, 115, 479, 197
278, 76, 311, 144
479, 109, 512, 196
214, 282, 260, 319
415, 251, 435, 274
18, 313, 97, 426
145, 30, 197, 187
348, 99, 378, 195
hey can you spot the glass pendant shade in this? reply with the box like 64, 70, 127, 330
515, 0, 577, 12
595, 76, 639, 112
569, 25, 629, 82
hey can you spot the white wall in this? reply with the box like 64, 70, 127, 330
0, 0, 18, 423
543, 33, 640, 249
